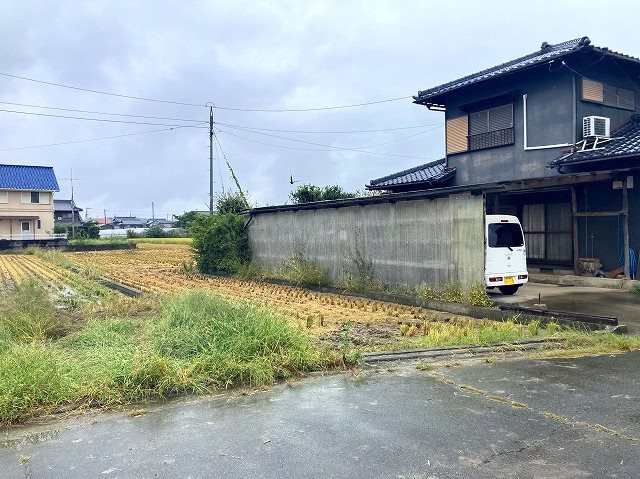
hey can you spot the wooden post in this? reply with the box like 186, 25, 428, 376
623, 178, 630, 279
571, 186, 579, 274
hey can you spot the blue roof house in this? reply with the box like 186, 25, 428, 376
0, 164, 62, 241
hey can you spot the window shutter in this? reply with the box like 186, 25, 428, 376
446, 115, 468, 154
488, 104, 513, 130
0, 191, 7, 204
582, 78, 604, 102
21, 192, 30, 204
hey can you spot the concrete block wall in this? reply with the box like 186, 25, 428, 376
248, 193, 486, 289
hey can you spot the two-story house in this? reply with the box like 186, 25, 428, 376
0, 164, 61, 241
368, 37, 640, 279
54, 199, 84, 229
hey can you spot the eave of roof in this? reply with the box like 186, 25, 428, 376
549, 114, 640, 168
367, 158, 455, 190
413, 37, 640, 107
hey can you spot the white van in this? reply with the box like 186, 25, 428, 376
485, 215, 528, 295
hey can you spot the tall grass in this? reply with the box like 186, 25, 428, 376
0, 288, 334, 424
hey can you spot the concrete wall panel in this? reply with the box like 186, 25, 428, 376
248, 193, 485, 289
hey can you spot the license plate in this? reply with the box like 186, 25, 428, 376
504, 276, 515, 285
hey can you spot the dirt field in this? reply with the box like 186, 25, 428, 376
65, 243, 462, 345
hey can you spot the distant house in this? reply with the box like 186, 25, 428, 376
147, 218, 176, 228
54, 199, 84, 229
0, 164, 61, 240
111, 216, 148, 229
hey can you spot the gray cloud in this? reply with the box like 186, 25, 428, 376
0, 0, 638, 218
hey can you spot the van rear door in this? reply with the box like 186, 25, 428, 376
486, 220, 527, 282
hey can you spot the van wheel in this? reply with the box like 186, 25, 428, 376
499, 285, 519, 295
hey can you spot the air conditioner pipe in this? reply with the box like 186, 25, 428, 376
523, 94, 573, 150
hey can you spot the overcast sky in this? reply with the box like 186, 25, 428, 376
0, 1, 638, 219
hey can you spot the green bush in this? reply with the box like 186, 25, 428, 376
191, 213, 250, 274
145, 224, 167, 238
53, 225, 68, 235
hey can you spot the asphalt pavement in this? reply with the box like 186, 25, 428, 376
2, 352, 640, 478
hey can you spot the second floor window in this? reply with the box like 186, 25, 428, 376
468, 104, 514, 151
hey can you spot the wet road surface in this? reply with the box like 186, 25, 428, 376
2, 352, 640, 478
491, 282, 640, 333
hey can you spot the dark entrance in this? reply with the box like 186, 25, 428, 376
489, 189, 573, 268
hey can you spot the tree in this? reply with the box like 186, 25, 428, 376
145, 224, 166, 238
174, 211, 205, 229
289, 184, 356, 204
215, 191, 250, 214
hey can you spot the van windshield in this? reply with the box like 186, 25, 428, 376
488, 223, 524, 248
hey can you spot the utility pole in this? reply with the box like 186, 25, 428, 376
209, 105, 214, 215
103, 209, 107, 226
152, 202, 155, 221
70, 168, 76, 238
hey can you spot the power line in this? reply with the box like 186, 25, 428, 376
0, 71, 410, 112
211, 96, 411, 112
213, 121, 441, 134
0, 125, 196, 152
0, 72, 206, 107
0, 100, 204, 122
217, 123, 439, 157
216, 127, 435, 160
0, 107, 208, 127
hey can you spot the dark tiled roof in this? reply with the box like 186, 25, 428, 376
54, 199, 83, 212
0, 164, 59, 191
550, 115, 640, 167
414, 37, 640, 105
367, 158, 455, 189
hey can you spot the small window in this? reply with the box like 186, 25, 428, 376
0, 191, 7, 204
37, 219, 42, 230
468, 104, 514, 151
581, 78, 635, 110
21, 221, 30, 232
30, 192, 40, 204
488, 223, 524, 248
446, 115, 469, 154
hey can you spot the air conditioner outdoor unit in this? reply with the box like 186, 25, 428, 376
583, 116, 610, 138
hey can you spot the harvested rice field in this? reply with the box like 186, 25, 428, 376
63, 244, 542, 348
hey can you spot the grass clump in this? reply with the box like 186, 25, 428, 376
0, 288, 333, 424
283, 250, 329, 287
154, 291, 327, 386
25, 246, 75, 269
0, 279, 75, 342
418, 283, 493, 307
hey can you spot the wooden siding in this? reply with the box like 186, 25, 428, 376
446, 115, 468, 154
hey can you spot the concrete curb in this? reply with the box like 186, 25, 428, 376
98, 278, 144, 297
363, 338, 565, 363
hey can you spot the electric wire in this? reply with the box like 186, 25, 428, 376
212, 121, 441, 134
0, 107, 209, 127
216, 127, 436, 160
0, 125, 196, 152
0, 100, 204, 122
0, 71, 410, 112
216, 123, 440, 156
